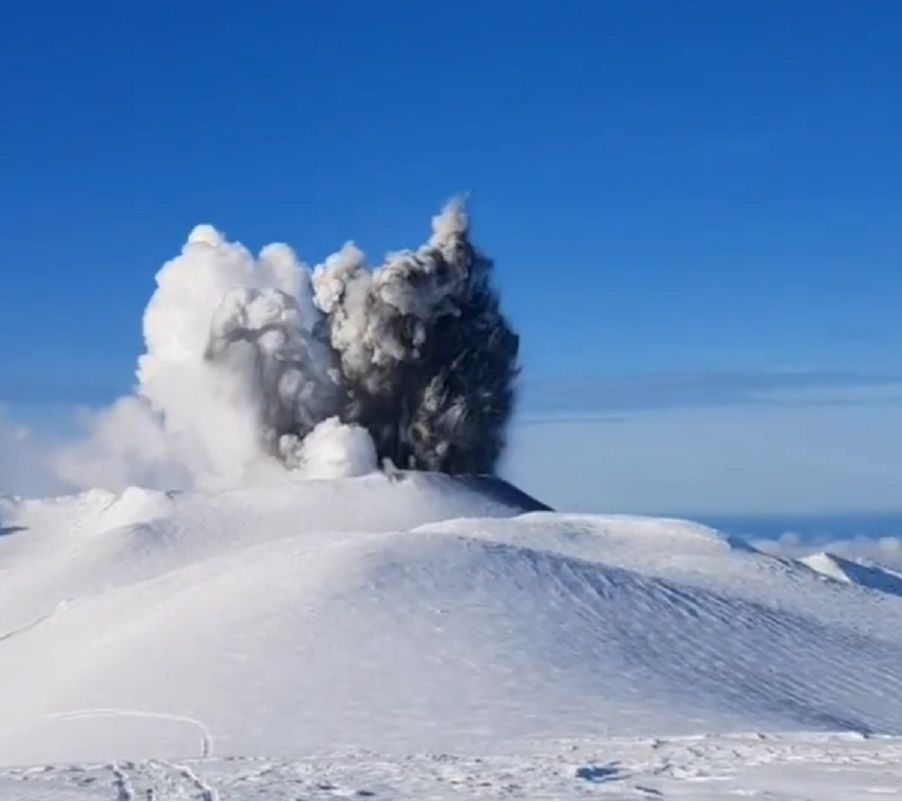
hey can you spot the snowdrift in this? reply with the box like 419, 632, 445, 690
1, 474, 901, 767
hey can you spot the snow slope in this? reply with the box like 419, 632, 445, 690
800, 551, 902, 597
1, 474, 901, 798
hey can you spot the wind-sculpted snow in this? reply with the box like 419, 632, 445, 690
0, 477, 901, 791
4, 733, 902, 800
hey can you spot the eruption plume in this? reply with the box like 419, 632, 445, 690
56, 200, 519, 490
313, 200, 519, 473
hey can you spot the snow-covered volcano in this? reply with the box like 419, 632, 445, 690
1, 474, 902, 798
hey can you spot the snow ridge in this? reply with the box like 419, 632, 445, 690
0, 475, 900, 793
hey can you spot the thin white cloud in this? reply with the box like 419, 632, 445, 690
520, 371, 902, 418
502, 402, 902, 515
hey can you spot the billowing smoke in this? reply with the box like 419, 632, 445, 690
55, 200, 518, 491
314, 201, 519, 473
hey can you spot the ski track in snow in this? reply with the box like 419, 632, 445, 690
0, 600, 69, 644
109, 761, 134, 801
44, 711, 214, 760
150, 759, 218, 801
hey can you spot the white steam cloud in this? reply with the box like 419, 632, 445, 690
53, 200, 518, 491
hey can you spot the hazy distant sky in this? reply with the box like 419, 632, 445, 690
3, 0, 902, 512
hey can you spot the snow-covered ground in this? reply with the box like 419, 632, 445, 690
3, 733, 902, 800
1, 473, 901, 799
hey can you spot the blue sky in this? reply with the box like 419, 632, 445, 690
3, 1, 902, 513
